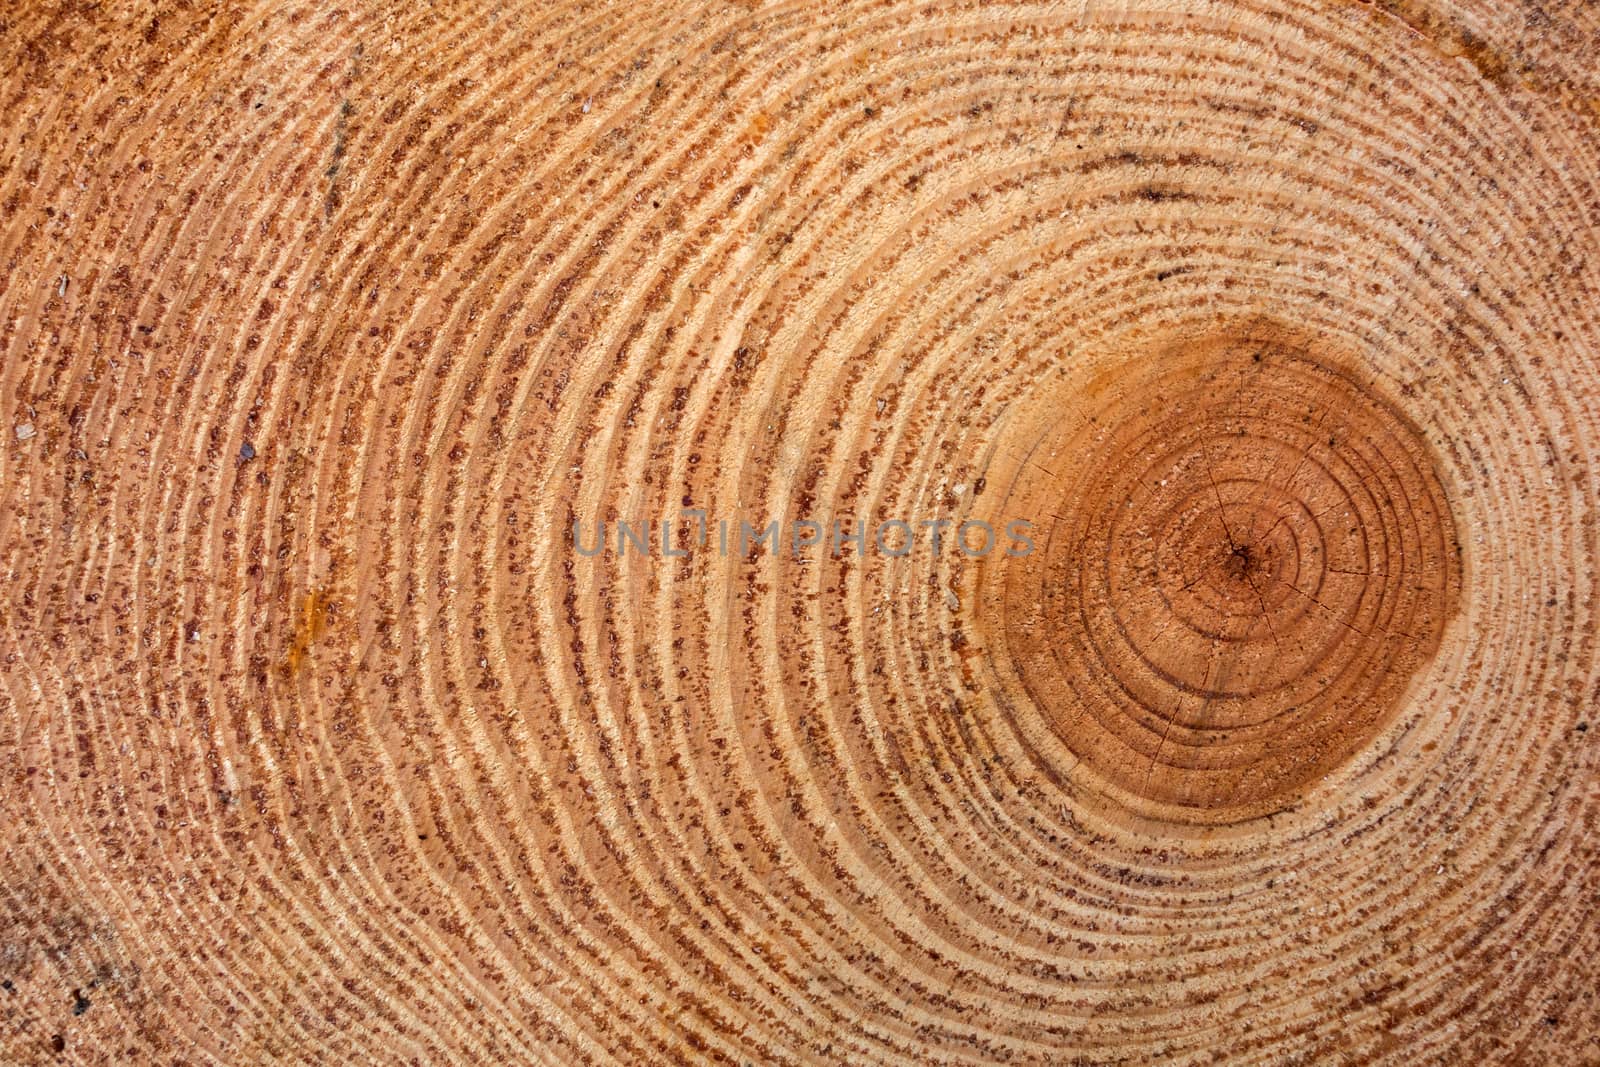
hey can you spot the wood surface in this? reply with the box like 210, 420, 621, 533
3, 0, 1599, 1063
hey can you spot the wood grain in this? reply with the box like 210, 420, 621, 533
2, 0, 1599, 1063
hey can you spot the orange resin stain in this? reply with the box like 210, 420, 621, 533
283, 589, 331, 676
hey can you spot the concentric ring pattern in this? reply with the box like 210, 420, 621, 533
2, 0, 1599, 1063
984, 330, 1462, 817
